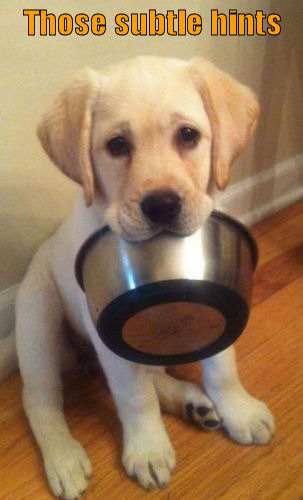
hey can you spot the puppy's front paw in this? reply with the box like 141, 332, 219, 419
43, 437, 92, 499
214, 387, 275, 445
122, 425, 176, 490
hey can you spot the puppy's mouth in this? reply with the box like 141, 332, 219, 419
105, 194, 213, 242
117, 218, 205, 243
117, 207, 213, 242
117, 211, 162, 242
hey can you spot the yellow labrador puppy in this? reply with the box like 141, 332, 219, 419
14, 56, 274, 499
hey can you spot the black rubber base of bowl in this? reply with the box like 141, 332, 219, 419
96, 279, 249, 365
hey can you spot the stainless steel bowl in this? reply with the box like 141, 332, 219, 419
75, 211, 258, 365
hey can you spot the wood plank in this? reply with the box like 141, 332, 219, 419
251, 201, 303, 239
253, 243, 303, 306
254, 216, 303, 267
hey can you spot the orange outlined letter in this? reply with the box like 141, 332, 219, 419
23, 9, 40, 36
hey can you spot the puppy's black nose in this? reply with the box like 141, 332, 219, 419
140, 190, 182, 224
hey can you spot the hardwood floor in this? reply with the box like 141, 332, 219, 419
0, 200, 302, 499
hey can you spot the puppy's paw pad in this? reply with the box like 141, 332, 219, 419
183, 386, 220, 430
44, 438, 92, 499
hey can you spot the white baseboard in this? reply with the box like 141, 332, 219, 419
217, 153, 303, 224
0, 285, 18, 339
0, 154, 302, 339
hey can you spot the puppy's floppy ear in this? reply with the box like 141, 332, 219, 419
37, 68, 100, 206
189, 57, 259, 190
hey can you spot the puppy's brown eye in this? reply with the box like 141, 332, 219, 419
177, 127, 200, 148
107, 137, 131, 156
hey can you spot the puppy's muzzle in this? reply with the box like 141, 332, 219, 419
140, 190, 182, 224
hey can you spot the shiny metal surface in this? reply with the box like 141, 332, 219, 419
77, 211, 257, 326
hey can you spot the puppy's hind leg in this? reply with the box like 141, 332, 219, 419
151, 367, 220, 430
16, 246, 91, 500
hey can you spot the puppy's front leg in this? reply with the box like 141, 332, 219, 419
16, 247, 91, 500
202, 345, 275, 445
91, 336, 176, 490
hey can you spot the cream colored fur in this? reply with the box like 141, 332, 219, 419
3, 56, 274, 499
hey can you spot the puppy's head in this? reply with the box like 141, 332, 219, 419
38, 56, 259, 240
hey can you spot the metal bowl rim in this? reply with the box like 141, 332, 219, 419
75, 210, 258, 291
